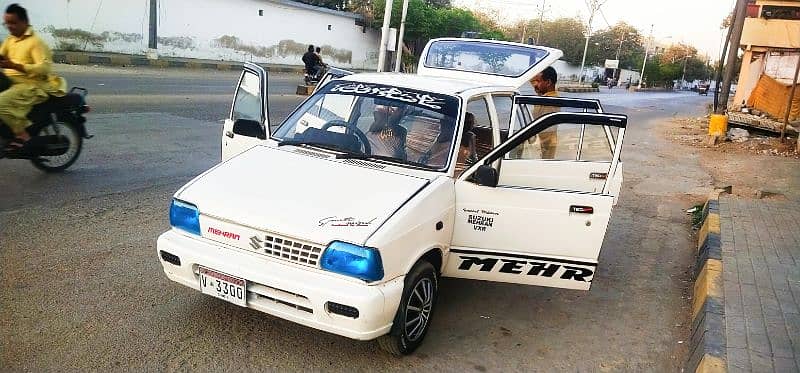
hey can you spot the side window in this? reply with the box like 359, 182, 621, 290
492, 95, 513, 142
508, 122, 581, 160
466, 97, 493, 159
495, 121, 616, 193
232, 72, 262, 121
581, 124, 613, 162
507, 102, 613, 161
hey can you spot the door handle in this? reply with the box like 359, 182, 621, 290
589, 172, 608, 180
225, 130, 234, 138
569, 205, 594, 214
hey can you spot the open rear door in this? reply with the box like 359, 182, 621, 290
443, 112, 626, 290
417, 38, 563, 88
506, 96, 623, 202
221, 62, 269, 161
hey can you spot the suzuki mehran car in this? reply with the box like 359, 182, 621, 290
157, 38, 627, 355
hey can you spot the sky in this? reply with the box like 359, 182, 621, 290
453, 0, 736, 61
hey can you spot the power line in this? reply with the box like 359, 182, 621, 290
598, 7, 612, 29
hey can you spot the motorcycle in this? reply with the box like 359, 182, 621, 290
0, 87, 91, 172
303, 64, 327, 85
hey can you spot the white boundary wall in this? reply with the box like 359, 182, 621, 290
21, 0, 380, 69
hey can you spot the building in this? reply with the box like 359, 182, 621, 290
22, 0, 381, 69
732, 0, 800, 121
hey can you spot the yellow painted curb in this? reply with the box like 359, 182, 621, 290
186, 61, 202, 69
693, 259, 723, 320
216, 64, 231, 71
698, 213, 721, 250
695, 354, 726, 373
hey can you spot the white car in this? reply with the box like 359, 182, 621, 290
157, 38, 627, 355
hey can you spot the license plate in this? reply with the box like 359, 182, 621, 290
199, 266, 247, 307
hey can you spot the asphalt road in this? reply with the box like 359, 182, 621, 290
1, 65, 715, 371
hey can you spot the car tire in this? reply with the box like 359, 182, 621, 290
377, 260, 438, 356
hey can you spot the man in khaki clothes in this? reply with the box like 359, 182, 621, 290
0, 3, 66, 150
529, 66, 559, 158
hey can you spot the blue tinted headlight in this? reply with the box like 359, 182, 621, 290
169, 199, 201, 235
320, 241, 384, 282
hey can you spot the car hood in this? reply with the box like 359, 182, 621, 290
177, 146, 430, 246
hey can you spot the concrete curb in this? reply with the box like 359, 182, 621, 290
687, 190, 727, 373
557, 86, 600, 93
52, 51, 306, 73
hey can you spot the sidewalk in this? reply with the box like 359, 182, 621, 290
720, 196, 800, 372
691, 193, 800, 372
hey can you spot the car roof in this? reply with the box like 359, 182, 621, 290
336, 72, 516, 96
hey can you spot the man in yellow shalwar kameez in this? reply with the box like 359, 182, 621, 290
0, 3, 66, 150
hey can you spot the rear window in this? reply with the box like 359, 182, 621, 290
424, 40, 550, 78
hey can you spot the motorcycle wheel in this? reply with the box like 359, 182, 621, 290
30, 121, 83, 172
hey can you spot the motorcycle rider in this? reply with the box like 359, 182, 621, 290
0, 3, 66, 151
302, 45, 324, 81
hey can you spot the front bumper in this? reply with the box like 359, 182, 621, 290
156, 229, 404, 340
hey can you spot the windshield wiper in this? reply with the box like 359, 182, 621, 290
336, 152, 439, 171
277, 139, 348, 154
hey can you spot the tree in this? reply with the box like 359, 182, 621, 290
584, 22, 644, 69
372, 0, 506, 57
536, 18, 586, 65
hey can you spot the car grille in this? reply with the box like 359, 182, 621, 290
249, 233, 324, 267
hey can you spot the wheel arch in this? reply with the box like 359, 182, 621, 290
407, 246, 444, 275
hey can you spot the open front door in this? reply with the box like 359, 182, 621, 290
443, 112, 627, 291
221, 62, 269, 161
313, 67, 353, 94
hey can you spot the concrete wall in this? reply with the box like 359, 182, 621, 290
23, 0, 380, 69
549, 60, 640, 85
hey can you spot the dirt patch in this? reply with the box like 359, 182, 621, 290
663, 117, 800, 201
666, 117, 799, 159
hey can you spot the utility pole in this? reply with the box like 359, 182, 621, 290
680, 54, 693, 89
377, 0, 394, 72
638, 24, 653, 90
536, 0, 548, 45
713, 20, 734, 112
613, 31, 631, 81
578, 0, 606, 84
148, 0, 157, 49
717, 0, 747, 113
393, 0, 409, 72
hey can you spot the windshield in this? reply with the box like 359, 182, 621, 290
273, 81, 461, 170
424, 40, 550, 78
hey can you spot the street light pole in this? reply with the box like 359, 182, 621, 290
578, 0, 606, 85
536, 0, 547, 44
376, 0, 395, 72
680, 54, 693, 89
638, 24, 653, 90
613, 32, 630, 81
393, 0, 409, 72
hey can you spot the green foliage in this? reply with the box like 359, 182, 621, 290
372, 0, 504, 41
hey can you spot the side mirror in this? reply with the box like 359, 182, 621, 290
232, 119, 266, 139
473, 164, 498, 187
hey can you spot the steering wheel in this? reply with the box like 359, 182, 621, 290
320, 119, 371, 154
